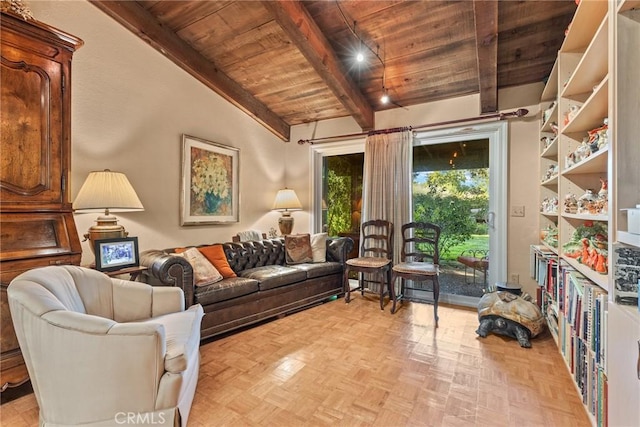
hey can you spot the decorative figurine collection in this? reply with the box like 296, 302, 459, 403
565, 119, 608, 168
540, 136, 555, 152
563, 104, 581, 125
563, 179, 608, 216
540, 225, 558, 248
541, 197, 558, 214
542, 164, 559, 182
562, 221, 608, 274
542, 101, 556, 124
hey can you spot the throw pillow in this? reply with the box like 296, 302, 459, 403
181, 247, 223, 286
285, 234, 313, 264
310, 232, 327, 263
198, 244, 237, 278
237, 230, 262, 242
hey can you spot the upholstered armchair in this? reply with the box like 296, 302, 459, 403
7, 265, 204, 427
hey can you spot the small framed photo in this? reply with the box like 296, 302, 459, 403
94, 237, 139, 272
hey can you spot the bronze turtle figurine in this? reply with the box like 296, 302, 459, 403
476, 290, 545, 348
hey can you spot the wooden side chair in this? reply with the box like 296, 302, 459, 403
391, 222, 441, 326
344, 219, 394, 310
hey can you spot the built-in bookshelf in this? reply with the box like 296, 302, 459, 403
531, 245, 608, 425
537, 2, 612, 426
538, 1, 640, 426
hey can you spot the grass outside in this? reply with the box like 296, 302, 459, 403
441, 234, 489, 261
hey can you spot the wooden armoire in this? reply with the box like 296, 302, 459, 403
0, 12, 83, 391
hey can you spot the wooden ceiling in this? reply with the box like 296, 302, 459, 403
90, 1, 576, 141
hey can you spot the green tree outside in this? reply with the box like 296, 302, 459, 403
413, 169, 489, 259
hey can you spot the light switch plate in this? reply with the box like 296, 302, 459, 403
511, 205, 525, 217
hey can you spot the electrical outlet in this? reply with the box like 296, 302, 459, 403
511, 205, 525, 217
510, 274, 520, 284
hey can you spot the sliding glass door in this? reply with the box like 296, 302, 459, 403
413, 122, 507, 306
312, 122, 507, 307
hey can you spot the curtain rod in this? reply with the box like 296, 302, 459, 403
297, 108, 529, 145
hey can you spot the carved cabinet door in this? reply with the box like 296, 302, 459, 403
1, 28, 65, 209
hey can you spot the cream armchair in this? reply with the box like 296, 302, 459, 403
8, 265, 204, 427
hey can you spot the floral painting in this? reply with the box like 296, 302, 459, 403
180, 135, 239, 225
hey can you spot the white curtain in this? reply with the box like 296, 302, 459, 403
361, 129, 413, 292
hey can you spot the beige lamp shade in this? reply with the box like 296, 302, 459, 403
272, 188, 302, 235
73, 169, 144, 256
73, 169, 144, 212
272, 188, 302, 211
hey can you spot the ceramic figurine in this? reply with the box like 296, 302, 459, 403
564, 194, 578, 214
578, 189, 596, 214
598, 179, 608, 200
566, 150, 576, 168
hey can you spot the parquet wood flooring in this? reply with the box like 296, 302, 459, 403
1, 297, 591, 426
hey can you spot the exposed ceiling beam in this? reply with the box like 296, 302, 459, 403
262, 0, 374, 131
89, 0, 291, 141
473, 0, 498, 114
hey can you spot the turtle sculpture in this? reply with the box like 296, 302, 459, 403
476, 290, 545, 348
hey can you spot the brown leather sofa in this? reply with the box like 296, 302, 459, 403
140, 237, 353, 340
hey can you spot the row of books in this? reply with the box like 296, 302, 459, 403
530, 245, 562, 340
561, 267, 608, 427
530, 245, 608, 426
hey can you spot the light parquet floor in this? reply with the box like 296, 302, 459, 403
1, 297, 591, 426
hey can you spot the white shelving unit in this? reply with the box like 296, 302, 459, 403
537, 2, 617, 425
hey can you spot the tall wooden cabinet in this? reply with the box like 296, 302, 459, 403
0, 12, 83, 391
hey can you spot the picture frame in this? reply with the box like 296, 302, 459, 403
94, 237, 139, 272
180, 134, 240, 225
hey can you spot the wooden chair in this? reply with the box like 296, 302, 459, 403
391, 222, 441, 326
343, 219, 394, 310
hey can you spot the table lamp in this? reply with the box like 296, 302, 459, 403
272, 188, 302, 235
73, 169, 144, 253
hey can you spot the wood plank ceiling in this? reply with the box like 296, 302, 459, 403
90, 0, 576, 141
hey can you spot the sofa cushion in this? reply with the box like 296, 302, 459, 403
239, 265, 307, 291
198, 244, 237, 278
285, 234, 313, 264
290, 261, 342, 279
175, 248, 222, 287
310, 233, 327, 263
194, 277, 259, 305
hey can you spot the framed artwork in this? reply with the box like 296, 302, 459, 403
94, 237, 139, 272
180, 134, 239, 225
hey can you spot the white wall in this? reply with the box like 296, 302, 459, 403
30, 0, 288, 265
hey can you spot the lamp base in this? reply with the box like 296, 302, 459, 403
278, 215, 294, 235
84, 215, 128, 254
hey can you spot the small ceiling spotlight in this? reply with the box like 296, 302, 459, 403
356, 51, 364, 62
380, 90, 390, 104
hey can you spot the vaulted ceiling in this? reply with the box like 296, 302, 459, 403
90, 0, 576, 141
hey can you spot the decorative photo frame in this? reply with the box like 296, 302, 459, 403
94, 237, 139, 272
180, 134, 240, 225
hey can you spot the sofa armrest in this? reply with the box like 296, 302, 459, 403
140, 250, 195, 308
326, 236, 354, 265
